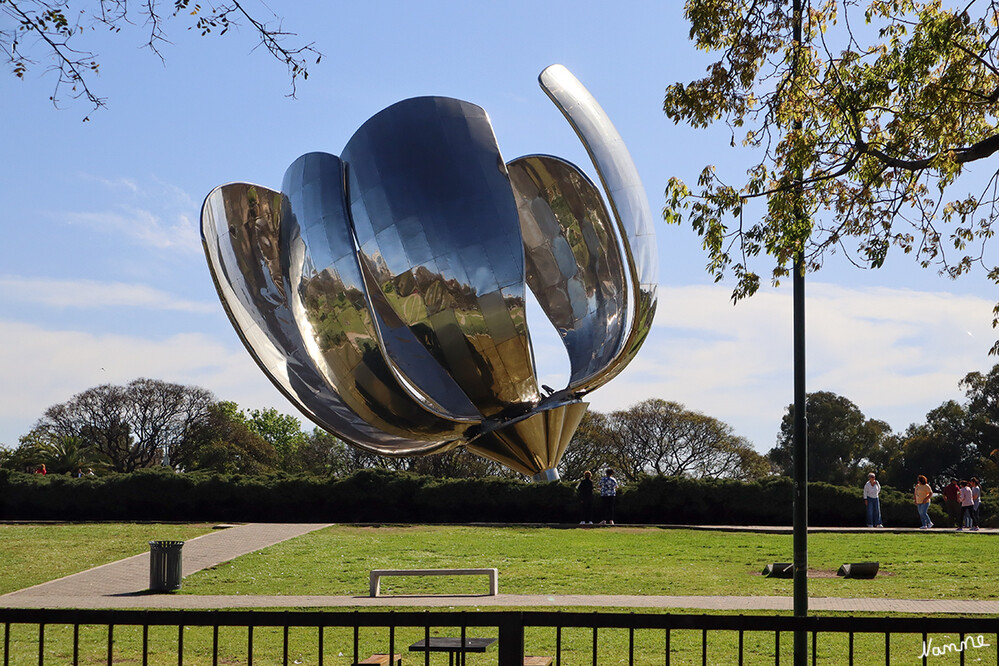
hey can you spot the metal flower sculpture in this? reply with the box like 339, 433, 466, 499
201, 65, 657, 480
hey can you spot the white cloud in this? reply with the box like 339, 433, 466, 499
585, 282, 997, 450
63, 207, 201, 253
0, 276, 216, 313
0, 321, 293, 446
1, 281, 994, 452
55, 174, 203, 253
79, 173, 196, 211
81, 175, 140, 194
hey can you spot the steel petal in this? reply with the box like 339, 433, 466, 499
342, 96, 541, 416
508, 154, 627, 388
539, 65, 659, 393
202, 182, 459, 455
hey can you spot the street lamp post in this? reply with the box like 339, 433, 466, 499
791, 1, 809, 663
793, 253, 808, 664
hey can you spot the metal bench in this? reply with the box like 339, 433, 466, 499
369, 568, 498, 597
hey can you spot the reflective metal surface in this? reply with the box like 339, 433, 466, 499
507, 155, 626, 388
538, 64, 659, 393
203, 182, 461, 455
342, 97, 539, 417
201, 65, 658, 478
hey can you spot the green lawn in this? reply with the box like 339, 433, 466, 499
2, 524, 996, 664
181, 525, 999, 600
2, 524, 995, 601
0, 522, 216, 595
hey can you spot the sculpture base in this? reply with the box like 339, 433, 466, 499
466, 401, 588, 480
532, 468, 560, 482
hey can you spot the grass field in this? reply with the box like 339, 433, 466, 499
2, 524, 996, 600
181, 525, 999, 600
2, 524, 997, 664
0, 522, 216, 595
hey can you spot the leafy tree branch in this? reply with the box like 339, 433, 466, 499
665, 0, 999, 350
2, 0, 321, 119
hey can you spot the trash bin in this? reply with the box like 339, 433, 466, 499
148, 540, 184, 592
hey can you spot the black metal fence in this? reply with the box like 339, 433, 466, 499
1, 608, 997, 665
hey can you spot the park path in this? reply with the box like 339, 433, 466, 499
2, 523, 998, 614
0, 522, 331, 605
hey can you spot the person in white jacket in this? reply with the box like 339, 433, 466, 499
863, 472, 883, 527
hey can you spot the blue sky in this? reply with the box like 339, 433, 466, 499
2, 1, 996, 456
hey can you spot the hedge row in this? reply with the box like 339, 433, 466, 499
0, 468, 984, 527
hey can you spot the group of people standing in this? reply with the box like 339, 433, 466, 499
939, 477, 983, 531
576, 469, 618, 525
864, 472, 983, 530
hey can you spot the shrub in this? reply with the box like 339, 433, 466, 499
0, 468, 964, 526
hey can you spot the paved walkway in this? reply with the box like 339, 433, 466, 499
3, 523, 997, 613
1, 523, 332, 607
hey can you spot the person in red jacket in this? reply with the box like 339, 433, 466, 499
942, 478, 961, 526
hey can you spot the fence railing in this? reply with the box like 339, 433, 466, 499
2, 608, 997, 665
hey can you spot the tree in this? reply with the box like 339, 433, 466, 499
769, 391, 890, 485
557, 411, 618, 481
295, 429, 356, 477
962, 364, 999, 479
34, 378, 214, 472
3, 0, 321, 118
867, 366, 997, 486
665, 1, 999, 347
243, 407, 307, 471
901, 405, 974, 486
173, 401, 278, 474
404, 448, 516, 479
0, 428, 109, 473
961, 364, 999, 463
867, 430, 909, 487
898, 400, 983, 487
730, 445, 775, 481
605, 398, 762, 481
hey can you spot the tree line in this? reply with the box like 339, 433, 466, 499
0, 380, 769, 481
2, 364, 997, 490
768, 366, 999, 490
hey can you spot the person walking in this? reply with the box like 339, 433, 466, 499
958, 480, 975, 531
577, 471, 594, 525
863, 472, 883, 528
597, 468, 618, 525
942, 478, 961, 526
969, 477, 982, 531
914, 475, 934, 529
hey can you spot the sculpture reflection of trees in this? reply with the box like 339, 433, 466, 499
666, 1, 999, 348
3, 0, 320, 118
